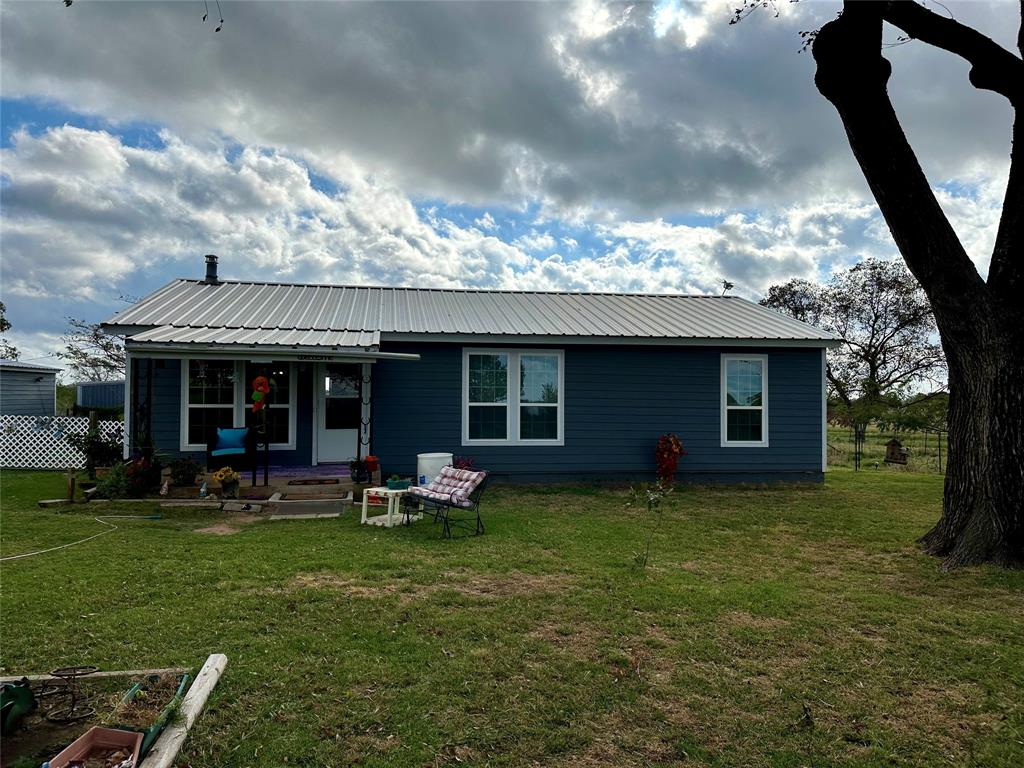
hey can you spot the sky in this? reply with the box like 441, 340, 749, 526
0, 0, 1016, 367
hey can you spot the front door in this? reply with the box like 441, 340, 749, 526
316, 363, 362, 463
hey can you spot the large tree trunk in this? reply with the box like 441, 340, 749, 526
813, 3, 1024, 568
922, 334, 1024, 567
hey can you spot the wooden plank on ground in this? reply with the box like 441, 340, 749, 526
0, 667, 187, 684
141, 653, 227, 768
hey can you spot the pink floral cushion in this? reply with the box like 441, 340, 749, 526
409, 466, 486, 508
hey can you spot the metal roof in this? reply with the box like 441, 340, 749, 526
0, 359, 62, 373
128, 326, 380, 348
105, 279, 836, 344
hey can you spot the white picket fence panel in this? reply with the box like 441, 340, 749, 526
0, 414, 124, 469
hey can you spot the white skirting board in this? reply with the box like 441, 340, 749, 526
141, 653, 228, 768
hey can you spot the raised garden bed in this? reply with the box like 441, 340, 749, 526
1, 671, 188, 768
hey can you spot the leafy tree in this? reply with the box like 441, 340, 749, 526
762, 258, 945, 410
60, 317, 126, 382
0, 301, 20, 360
738, 1, 1024, 567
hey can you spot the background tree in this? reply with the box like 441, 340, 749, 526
0, 301, 20, 360
60, 317, 125, 382
762, 258, 946, 411
737, 0, 1024, 567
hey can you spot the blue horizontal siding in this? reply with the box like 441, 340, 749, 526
372, 343, 823, 483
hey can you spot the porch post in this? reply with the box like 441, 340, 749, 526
360, 362, 372, 459
123, 351, 133, 460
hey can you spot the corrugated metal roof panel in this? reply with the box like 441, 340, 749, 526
105, 279, 836, 342
128, 326, 380, 348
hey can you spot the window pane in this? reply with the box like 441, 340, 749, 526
468, 354, 508, 404
727, 409, 763, 442
325, 398, 361, 430
188, 360, 235, 405
245, 361, 291, 405
188, 407, 235, 446
469, 405, 507, 439
726, 359, 762, 407
520, 405, 557, 440
251, 407, 290, 444
520, 355, 559, 404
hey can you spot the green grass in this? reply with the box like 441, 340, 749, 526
2, 470, 1022, 767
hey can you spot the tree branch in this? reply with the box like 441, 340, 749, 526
881, 0, 1024, 106
812, 2, 991, 352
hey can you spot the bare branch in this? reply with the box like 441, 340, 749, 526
882, 0, 1024, 105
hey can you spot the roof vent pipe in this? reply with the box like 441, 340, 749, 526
204, 254, 220, 285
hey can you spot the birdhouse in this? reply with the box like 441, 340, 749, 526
884, 438, 908, 465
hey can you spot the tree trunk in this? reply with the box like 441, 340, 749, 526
813, 4, 1024, 568
920, 321, 1024, 568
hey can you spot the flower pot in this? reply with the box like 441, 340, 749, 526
221, 480, 240, 499
387, 479, 410, 490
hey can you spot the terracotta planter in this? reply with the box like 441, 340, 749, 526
47, 726, 143, 768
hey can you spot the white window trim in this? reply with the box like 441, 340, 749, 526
720, 354, 769, 448
462, 348, 565, 447
179, 359, 297, 452
180, 359, 243, 452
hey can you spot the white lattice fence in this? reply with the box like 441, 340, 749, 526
0, 415, 124, 469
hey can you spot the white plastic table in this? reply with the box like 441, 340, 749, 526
360, 486, 420, 528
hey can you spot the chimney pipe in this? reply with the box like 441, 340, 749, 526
204, 254, 220, 285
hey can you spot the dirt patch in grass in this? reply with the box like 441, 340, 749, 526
194, 514, 261, 536
286, 570, 576, 603
442, 569, 575, 598
720, 610, 791, 631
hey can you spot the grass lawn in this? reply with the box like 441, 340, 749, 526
1, 470, 1022, 767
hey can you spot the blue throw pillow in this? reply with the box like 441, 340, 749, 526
215, 427, 248, 451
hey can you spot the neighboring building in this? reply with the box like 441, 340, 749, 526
102, 256, 838, 483
0, 359, 61, 416
77, 380, 126, 411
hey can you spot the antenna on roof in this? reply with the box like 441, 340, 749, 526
720, 279, 735, 296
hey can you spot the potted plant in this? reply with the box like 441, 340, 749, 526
349, 458, 366, 483
363, 454, 380, 473
213, 466, 242, 499
169, 457, 203, 491
386, 474, 410, 490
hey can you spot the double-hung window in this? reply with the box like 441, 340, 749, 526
721, 355, 768, 447
463, 349, 563, 445
182, 360, 237, 450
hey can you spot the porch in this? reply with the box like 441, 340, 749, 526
120, 336, 420, 477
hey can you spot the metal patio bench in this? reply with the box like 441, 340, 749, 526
401, 467, 489, 538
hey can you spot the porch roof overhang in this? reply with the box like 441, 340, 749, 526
124, 326, 420, 362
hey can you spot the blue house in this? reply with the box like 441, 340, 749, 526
103, 256, 837, 483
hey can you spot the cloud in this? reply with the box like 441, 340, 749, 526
514, 230, 558, 253
0, 0, 1014, 360
1, 1, 1012, 220
473, 212, 498, 231
0, 126, 536, 302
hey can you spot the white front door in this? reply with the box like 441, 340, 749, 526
315, 363, 361, 463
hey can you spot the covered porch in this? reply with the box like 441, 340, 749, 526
121, 328, 419, 487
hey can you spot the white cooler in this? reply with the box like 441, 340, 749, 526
417, 452, 453, 486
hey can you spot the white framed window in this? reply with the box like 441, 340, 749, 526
180, 359, 239, 451
721, 354, 768, 447
180, 359, 297, 451
462, 349, 564, 446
